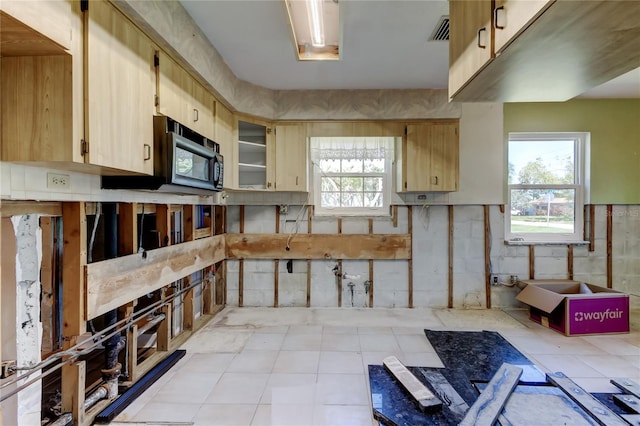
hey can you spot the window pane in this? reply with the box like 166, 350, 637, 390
341, 158, 363, 173
510, 188, 575, 234
341, 177, 363, 192
319, 159, 340, 173
508, 140, 575, 185
364, 177, 383, 191
341, 192, 364, 207
364, 158, 384, 173
364, 192, 383, 207
321, 176, 340, 192
321, 192, 340, 208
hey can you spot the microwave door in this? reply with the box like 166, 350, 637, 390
171, 134, 216, 190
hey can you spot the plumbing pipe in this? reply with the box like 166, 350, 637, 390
48, 384, 109, 426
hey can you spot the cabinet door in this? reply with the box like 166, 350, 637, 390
274, 123, 307, 191
156, 50, 187, 123
237, 119, 269, 190
448, 0, 494, 99
215, 101, 236, 189
189, 80, 215, 139
85, 0, 155, 174
494, 0, 554, 54
404, 123, 459, 192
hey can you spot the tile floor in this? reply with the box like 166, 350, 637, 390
114, 307, 640, 425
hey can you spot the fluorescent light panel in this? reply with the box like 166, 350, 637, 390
284, 0, 340, 61
307, 0, 325, 47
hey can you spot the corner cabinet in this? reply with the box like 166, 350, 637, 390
398, 122, 459, 192
237, 119, 272, 190
274, 123, 307, 191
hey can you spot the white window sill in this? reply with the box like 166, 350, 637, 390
504, 240, 590, 246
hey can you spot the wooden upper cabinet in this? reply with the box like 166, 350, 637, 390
237, 118, 272, 190
493, 0, 553, 54
156, 51, 215, 140
85, 0, 155, 174
214, 101, 236, 190
400, 122, 459, 192
448, 0, 494, 100
274, 123, 307, 192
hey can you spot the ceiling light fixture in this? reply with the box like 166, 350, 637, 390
284, 0, 340, 61
307, 0, 325, 47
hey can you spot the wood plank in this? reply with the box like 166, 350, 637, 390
0, 201, 61, 217
368, 218, 374, 308
448, 205, 454, 309
274, 206, 280, 308
155, 204, 171, 247
118, 203, 137, 255
613, 394, 640, 414
85, 235, 225, 319
547, 372, 627, 426
408, 206, 413, 308
226, 234, 411, 260
459, 363, 522, 426
607, 204, 613, 289
568, 244, 574, 280
611, 379, 640, 399
529, 245, 535, 279
193, 227, 212, 240
203, 265, 215, 313
337, 259, 343, 308
383, 356, 442, 412
183, 205, 195, 242
392, 205, 398, 228
484, 205, 491, 309
62, 202, 86, 338
156, 304, 171, 352
239, 206, 244, 307
307, 206, 312, 308
127, 324, 138, 381
589, 205, 596, 252
61, 361, 86, 426
40, 217, 55, 354
183, 288, 194, 331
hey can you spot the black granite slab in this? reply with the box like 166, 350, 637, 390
424, 329, 546, 384
369, 365, 478, 425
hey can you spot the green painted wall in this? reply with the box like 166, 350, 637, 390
504, 99, 640, 204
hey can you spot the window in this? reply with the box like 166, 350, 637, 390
310, 137, 395, 216
507, 132, 588, 242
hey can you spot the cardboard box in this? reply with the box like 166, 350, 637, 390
516, 280, 629, 336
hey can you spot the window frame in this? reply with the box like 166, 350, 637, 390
506, 132, 587, 243
310, 137, 395, 217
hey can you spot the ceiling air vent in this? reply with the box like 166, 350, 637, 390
429, 16, 449, 41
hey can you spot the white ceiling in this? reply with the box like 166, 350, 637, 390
180, 0, 640, 97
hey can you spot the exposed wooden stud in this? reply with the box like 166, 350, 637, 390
40, 217, 55, 355
157, 304, 171, 352
589, 204, 596, 251
484, 205, 491, 309
127, 324, 138, 381
607, 204, 613, 288
448, 205, 454, 309
499, 205, 505, 214
239, 205, 244, 307
62, 202, 86, 337
183, 205, 195, 330
214, 206, 226, 307
307, 205, 312, 308
183, 204, 195, 243
156, 204, 171, 247
529, 245, 535, 279
567, 245, 574, 280
274, 206, 280, 308
338, 217, 342, 308
369, 217, 374, 308
408, 206, 413, 308
392, 205, 398, 228
118, 203, 138, 255
61, 361, 86, 426
0, 201, 61, 217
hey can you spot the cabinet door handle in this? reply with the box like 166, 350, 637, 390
267, 182, 272, 188
144, 144, 151, 161
296, 176, 299, 186
193, 108, 199, 122
477, 27, 487, 48
494, 5, 505, 30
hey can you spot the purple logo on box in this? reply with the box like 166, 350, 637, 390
569, 297, 629, 335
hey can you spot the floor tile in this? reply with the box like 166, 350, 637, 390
282, 333, 322, 351
532, 354, 603, 378
572, 377, 621, 393
315, 374, 369, 405
194, 403, 257, 426
313, 404, 373, 426
359, 334, 400, 352
321, 333, 361, 352
132, 401, 200, 423
323, 325, 358, 335
582, 335, 640, 355
580, 354, 640, 379
399, 352, 445, 368
251, 404, 315, 426
226, 350, 279, 373
206, 373, 270, 404
245, 333, 286, 351
178, 353, 237, 374
392, 326, 427, 335
154, 372, 222, 404
395, 334, 435, 353
358, 326, 393, 335
273, 350, 321, 374
288, 325, 323, 334
318, 351, 364, 374
260, 373, 317, 405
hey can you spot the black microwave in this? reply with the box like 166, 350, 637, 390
102, 116, 223, 194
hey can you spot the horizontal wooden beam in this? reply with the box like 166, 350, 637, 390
226, 233, 411, 260
85, 235, 225, 319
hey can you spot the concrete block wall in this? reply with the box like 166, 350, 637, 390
226, 204, 640, 309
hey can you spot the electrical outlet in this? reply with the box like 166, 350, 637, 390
279, 204, 288, 214
47, 173, 70, 190
491, 275, 500, 286
417, 194, 427, 200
